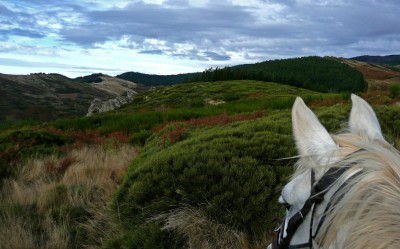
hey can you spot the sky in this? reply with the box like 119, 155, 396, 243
0, 0, 399, 78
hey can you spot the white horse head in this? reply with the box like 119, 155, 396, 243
268, 94, 400, 249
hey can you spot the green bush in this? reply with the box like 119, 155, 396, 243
130, 130, 152, 146
110, 104, 373, 248
112, 111, 298, 248
389, 83, 400, 98
0, 130, 72, 182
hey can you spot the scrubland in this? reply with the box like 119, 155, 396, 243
1, 79, 399, 248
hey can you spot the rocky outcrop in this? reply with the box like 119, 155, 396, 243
86, 90, 136, 116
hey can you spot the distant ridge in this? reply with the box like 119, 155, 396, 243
74, 73, 105, 83
351, 55, 400, 66
0, 73, 113, 121
116, 71, 194, 86
114, 56, 367, 92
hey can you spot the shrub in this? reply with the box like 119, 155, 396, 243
0, 130, 73, 182
389, 82, 400, 98
130, 130, 152, 146
113, 111, 298, 248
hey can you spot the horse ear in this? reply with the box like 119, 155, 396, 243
349, 94, 384, 141
292, 97, 337, 159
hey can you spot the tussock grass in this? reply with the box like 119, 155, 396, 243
0, 212, 36, 249
0, 145, 137, 248
154, 205, 268, 249
62, 146, 132, 196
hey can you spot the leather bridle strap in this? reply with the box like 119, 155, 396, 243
311, 168, 362, 240
274, 166, 351, 249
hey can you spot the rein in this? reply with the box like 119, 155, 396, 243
271, 166, 357, 249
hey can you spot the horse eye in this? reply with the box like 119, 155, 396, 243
279, 195, 291, 210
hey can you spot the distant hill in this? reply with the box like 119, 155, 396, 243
116, 71, 194, 86
6, 55, 396, 121
184, 56, 367, 93
351, 55, 400, 66
343, 59, 400, 81
74, 73, 142, 95
74, 73, 104, 83
342, 58, 400, 91
115, 56, 367, 93
0, 73, 144, 121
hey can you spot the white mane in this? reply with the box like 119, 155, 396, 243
272, 94, 400, 249
316, 133, 400, 248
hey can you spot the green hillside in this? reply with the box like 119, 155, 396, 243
50, 80, 341, 135
82, 56, 367, 92
0, 78, 399, 248
184, 56, 366, 93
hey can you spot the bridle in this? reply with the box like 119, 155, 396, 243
271, 165, 361, 249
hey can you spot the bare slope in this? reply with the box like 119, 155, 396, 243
90, 75, 138, 95
0, 73, 114, 121
342, 59, 400, 90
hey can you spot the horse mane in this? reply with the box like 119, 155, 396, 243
303, 132, 400, 248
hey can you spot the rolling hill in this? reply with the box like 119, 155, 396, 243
0, 73, 114, 121
351, 54, 400, 66
1, 70, 400, 248
0, 73, 146, 121
0, 56, 370, 123
342, 58, 400, 91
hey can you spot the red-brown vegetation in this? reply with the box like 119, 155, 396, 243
156, 112, 265, 146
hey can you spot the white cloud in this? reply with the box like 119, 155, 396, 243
188, 0, 208, 7
0, 0, 400, 76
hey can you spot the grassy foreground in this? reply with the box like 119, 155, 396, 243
0, 145, 137, 248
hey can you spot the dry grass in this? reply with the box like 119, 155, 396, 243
79, 203, 123, 249
0, 213, 36, 249
0, 144, 138, 248
0, 213, 70, 249
154, 205, 268, 249
92, 75, 137, 95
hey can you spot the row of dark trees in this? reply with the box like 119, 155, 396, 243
117, 72, 194, 86
183, 56, 367, 93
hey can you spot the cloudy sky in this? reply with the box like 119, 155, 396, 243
0, 0, 399, 77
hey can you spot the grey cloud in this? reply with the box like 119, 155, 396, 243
2, 0, 400, 67
0, 28, 45, 39
139, 49, 165, 55
60, 2, 256, 46
0, 1, 84, 41
61, 0, 400, 60
71, 66, 122, 72
202, 51, 231, 61
0, 3, 12, 16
